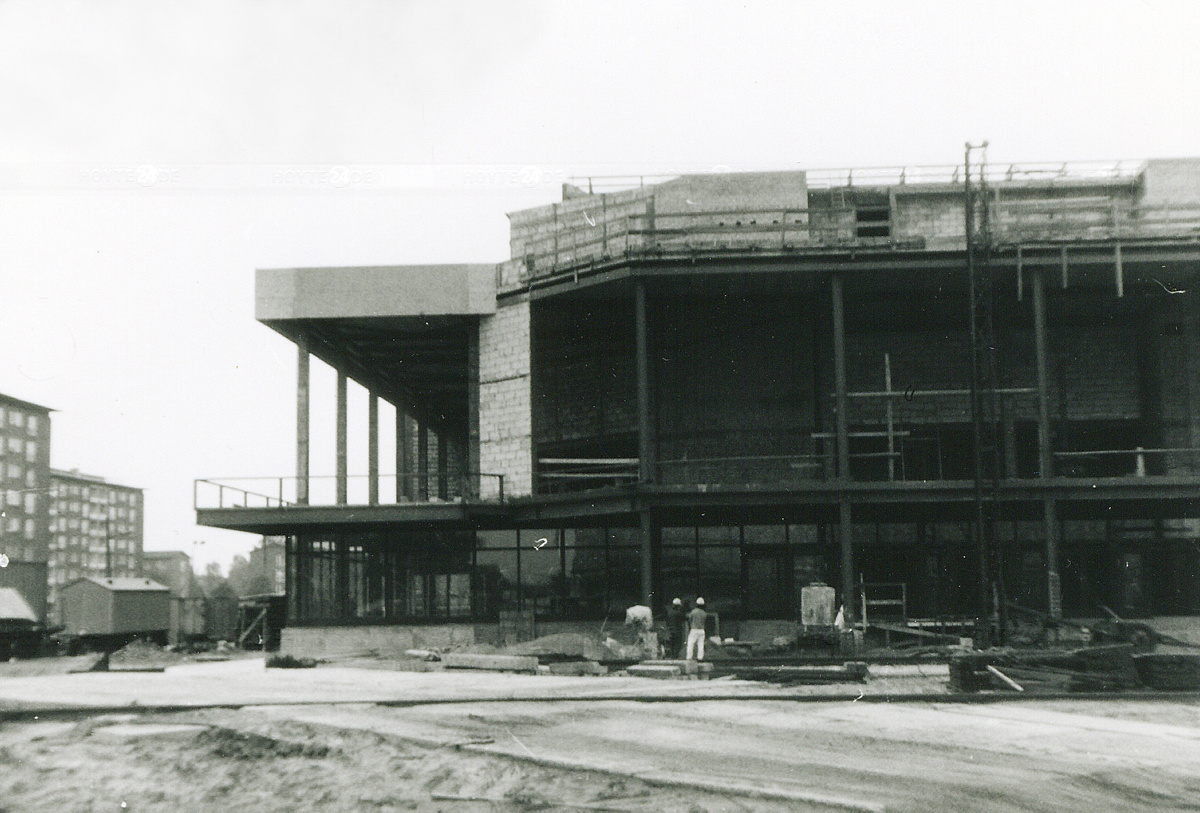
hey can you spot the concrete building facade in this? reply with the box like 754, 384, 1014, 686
196, 158, 1200, 656
0, 393, 52, 622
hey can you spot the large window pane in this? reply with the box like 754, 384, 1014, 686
698, 544, 740, 616
520, 529, 563, 617
476, 548, 518, 617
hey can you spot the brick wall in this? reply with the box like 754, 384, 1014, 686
479, 298, 532, 498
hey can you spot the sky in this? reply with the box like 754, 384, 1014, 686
1, 0, 1198, 573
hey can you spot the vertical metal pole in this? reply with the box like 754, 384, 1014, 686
966, 145, 991, 620
368, 392, 379, 506
831, 272, 855, 623
1032, 266, 1062, 619
336, 371, 348, 505
296, 333, 310, 506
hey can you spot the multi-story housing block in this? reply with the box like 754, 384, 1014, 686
0, 393, 52, 621
48, 469, 143, 622
197, 157, 1200, 656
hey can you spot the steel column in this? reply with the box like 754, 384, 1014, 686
397, 409, 413, 502
417, 421, 429, 501
831, 272, 856, 623
1032, 266, 1062, 618
636, 279, 654, 483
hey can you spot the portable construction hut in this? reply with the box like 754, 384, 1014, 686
0, 587, 42, 658
59, 577, 170, 647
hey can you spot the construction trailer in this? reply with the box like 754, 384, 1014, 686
58, 576, 170, 649
0, 587, 43, 659
195, 157, 1200, 659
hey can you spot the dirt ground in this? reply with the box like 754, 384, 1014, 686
0, 708, 813, 812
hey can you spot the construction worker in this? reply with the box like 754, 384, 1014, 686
686, 597, 708, 661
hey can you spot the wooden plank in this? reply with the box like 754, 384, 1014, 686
441, 653, 539, 672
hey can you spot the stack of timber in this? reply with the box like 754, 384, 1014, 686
950, 644, 1142, 693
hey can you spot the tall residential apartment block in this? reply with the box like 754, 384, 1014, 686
196, 157, 1200, 657
48, 469, 144, 622
0, 394, 52, 621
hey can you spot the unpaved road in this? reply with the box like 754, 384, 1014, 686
261, 698, 1200, 812
5, 697, 1200, 811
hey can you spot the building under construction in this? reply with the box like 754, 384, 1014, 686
196, 154, 1200, 655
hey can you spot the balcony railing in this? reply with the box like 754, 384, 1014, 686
195, 472, 506, 510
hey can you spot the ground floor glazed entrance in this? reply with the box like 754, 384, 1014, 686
284, 515, 1200, 631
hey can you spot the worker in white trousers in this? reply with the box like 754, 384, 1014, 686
686, 597, 708, 660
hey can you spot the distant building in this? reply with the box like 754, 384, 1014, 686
48, 470, 144, 623
248, 536, 286, 595
143, 550, 205, 644
0, 393, 53, 622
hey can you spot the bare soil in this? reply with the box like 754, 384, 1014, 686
0, 708, 808, 812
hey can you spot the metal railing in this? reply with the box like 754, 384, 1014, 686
195, 472, 507, 510
567, 160, 1146, 195
536, 458, 639, 494
516, 161, 1200, 279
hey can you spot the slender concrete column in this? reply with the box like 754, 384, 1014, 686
336, 372, 348, 505
368, 392, 379, 505
396, 409, 412, 501
1032, 266, 1062, 618
417, 421, 429, 500
296, 333, 310, 506
831, 273, 856, 623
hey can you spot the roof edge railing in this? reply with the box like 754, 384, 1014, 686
195, 472, 507, 510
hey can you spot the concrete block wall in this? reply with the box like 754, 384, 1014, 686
892, 189, 966, 249
281, 623, 488, 658
479, 298, 532, 498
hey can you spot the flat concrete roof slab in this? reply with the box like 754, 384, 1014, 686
257, 264, 496, 321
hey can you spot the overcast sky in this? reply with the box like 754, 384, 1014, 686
1, 0, 1197, 572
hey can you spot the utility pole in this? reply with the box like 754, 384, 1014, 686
965, 141, 997, 642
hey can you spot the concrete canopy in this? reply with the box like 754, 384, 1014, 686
256, 264, 498, 434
